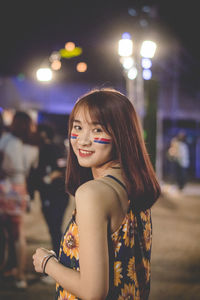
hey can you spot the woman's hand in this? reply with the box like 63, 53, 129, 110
32, 248, 56, 273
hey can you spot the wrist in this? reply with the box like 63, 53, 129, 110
43, 254, 57, 275
41, 254, 51, 271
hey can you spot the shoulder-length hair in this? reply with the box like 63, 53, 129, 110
10, 111, 32, 143
66, 88, 161, 211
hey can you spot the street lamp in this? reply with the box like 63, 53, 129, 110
140, 40, 157, 58
118, 33, 133, 57
118, 33, 157, 125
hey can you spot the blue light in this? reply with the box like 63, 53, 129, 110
122, 32, 131, 40
143, 69, 152, 80
128, 8, 137, 16
141, 58, 152, 69
0, 107, 3, 112
142, 6, 151, 13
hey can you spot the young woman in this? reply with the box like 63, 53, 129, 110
33, 88, 161, 299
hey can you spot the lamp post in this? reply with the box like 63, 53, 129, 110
118, 33, 157, 125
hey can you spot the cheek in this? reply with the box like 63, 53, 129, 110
93, 138, 112, 144
70, 137, 77, 152
95, 142, 113, 157
71, 133, 78, 139
94, 138, 113, 156
70, 134, 78, 149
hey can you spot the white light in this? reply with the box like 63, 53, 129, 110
36, 68, 53, 82
143, 69, 152, 80
118, 38, 133, 57
128, 67, 138, 80
140, 40, 157, 58
122, 57, 134, 69
141, 58, 152, 69
49, 51, 61, 62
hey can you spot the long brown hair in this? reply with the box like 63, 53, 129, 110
66, 88, 160, 211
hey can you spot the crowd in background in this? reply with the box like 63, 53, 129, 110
0, 110, 69, 289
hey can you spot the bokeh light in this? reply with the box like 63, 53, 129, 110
65, 42, 75, 51
51, 60, 61, 71
2, 110, 14, 126
76, 62, 87, 72
36, 68, 52, 81
122, 57, 134, 69
60, 47, 82, 58
128, 8, 137, 16
141, 58, 152, 69
128, 67, 138, 80
122, 32, 131, 39
49, 51, 61, 62
142, 69, 152, 80
118, 35, 133, 57
140, 41, 157, 58
139, 19, 148, 27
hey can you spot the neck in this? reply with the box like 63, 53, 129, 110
92, 161, 120, 179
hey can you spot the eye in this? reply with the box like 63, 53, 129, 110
73, 125, 82, 131
93, 127, 103, 133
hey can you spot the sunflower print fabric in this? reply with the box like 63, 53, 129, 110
55, 203, 152, 300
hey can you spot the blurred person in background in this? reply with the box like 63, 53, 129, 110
168, 131, 190, 191
24, 119, 39, 210
0, 112, 6, 273
0, 111, 38, 289
35, 123, 69, 259
0, 111, 5, 135
0, 111, 5, 164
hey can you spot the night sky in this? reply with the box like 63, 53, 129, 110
0, 0, 199, 85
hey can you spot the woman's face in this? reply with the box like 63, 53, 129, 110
70, 107, 113, 171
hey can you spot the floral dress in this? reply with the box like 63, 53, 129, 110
55, 176, 152, 300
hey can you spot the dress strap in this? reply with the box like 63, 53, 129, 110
105, 174, 127, 192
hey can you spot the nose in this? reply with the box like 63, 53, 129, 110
77, 130, 92, 146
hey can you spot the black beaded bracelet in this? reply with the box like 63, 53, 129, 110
43, 254, 57, 275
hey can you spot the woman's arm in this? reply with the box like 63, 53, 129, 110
33, 180, 113, 300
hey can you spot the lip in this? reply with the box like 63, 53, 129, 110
78, 149, 94, 157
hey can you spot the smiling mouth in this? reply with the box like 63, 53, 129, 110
79, 149, 94, 157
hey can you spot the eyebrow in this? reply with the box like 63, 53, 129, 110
73, 119, 103, 126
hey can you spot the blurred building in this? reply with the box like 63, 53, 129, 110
0, 77, 94, 114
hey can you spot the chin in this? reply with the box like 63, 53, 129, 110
77, 159, 92, 168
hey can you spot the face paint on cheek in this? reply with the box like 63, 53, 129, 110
94, 138, 111, 144
71, 133, 78, 139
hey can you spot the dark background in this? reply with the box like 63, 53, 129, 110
0, 0, 199, 84
1, 0, 199, 180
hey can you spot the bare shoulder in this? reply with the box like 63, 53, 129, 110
76, 179, 117, 196
75, 179, 118, 217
